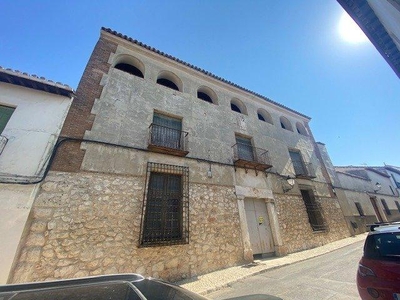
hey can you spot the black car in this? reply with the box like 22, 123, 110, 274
0, 274, 208, 300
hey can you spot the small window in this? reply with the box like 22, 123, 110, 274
230, 98, 247, 115
156, 71, 182, 92
197, 86, 217, 104
395, 201, 400, 213
280, 116, 293, 131
381, 199, 391, 215
355, 202, 365, 216
296, 122, 308, 136
231, 103, 241, 113
114, 63, 144, 78
113, 55, 145, 78
140, 162, 189, 247
257, 109, 273, 124
197, 91, 212, 103
0, 105, 15, 134
157, 78, 179, 91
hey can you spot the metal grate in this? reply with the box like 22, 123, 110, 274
139, 162, 189, 247
232, 143, 271, 166
381, 199, 391, 216
149, 123, 188, 151
355, 202, 365, 216
289, 151, 316, 178
300, 189, 328, 232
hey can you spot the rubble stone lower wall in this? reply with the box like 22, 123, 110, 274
275, 193, 350, 254
10, 171, 244, 283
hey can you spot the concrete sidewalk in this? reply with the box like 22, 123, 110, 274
177, 233, 367, 296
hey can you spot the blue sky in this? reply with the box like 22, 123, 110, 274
1, 0, 399, 167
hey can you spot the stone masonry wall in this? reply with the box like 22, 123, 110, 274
275, 193, 349, 254
11, 171, 244, 283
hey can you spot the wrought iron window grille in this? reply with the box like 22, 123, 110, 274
139, 162, 189, 247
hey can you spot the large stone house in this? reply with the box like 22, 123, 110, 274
0, 67, 74, 283
9, 28, 350, 283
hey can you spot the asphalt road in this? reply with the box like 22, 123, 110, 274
208, 240, 364, 300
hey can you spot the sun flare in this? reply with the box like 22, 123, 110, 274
338, 12, 368, 43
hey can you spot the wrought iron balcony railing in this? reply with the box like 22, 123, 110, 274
148, 124, 189, 157
232, 143, 272, 171
292, 161, 316, 179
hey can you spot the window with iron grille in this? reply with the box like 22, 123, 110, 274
140, 162, 189, 247
151, 113, 182, 150
289, 150, 306, 176
395, 201, 400, 213
300, 189, 328, 231
381, 199, 391, 215
389, 185, 395, 195
355, 202, 365, 216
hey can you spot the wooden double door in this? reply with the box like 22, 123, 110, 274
244, 198, 274, 255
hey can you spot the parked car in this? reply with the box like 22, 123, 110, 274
357, 222, 400, 300
0, 273, 208, 300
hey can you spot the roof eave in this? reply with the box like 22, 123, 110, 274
337, 0, 400, 79
100, 27, 311, 120
0, 67, 75, 98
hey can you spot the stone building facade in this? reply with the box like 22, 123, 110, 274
10, 28, 349, 283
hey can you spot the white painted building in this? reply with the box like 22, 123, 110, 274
334, 166, 400, 234
0, 67, 74, 283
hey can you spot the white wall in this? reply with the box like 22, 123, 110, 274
0, 83, 72, 178
0, 81, 72, 283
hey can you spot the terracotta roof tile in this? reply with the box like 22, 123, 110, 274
0, 66, 74, 97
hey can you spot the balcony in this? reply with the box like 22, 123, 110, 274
232, 143, 272, 171
148, 124, 189, 157
293, 161, 316, 179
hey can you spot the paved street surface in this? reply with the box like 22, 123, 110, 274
207, 240, 364, 300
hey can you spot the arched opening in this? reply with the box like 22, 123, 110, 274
280, 116, 293, 131
113, 55, 145, 78
157, 71, 182, 92
296, 122, 308, 136
198, 92, 213, 103
115, 63, 144, 78
197, 86, 217, 104
257, 109, 273, 124
157, 78, 179, 91
231, 98, 247, 115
